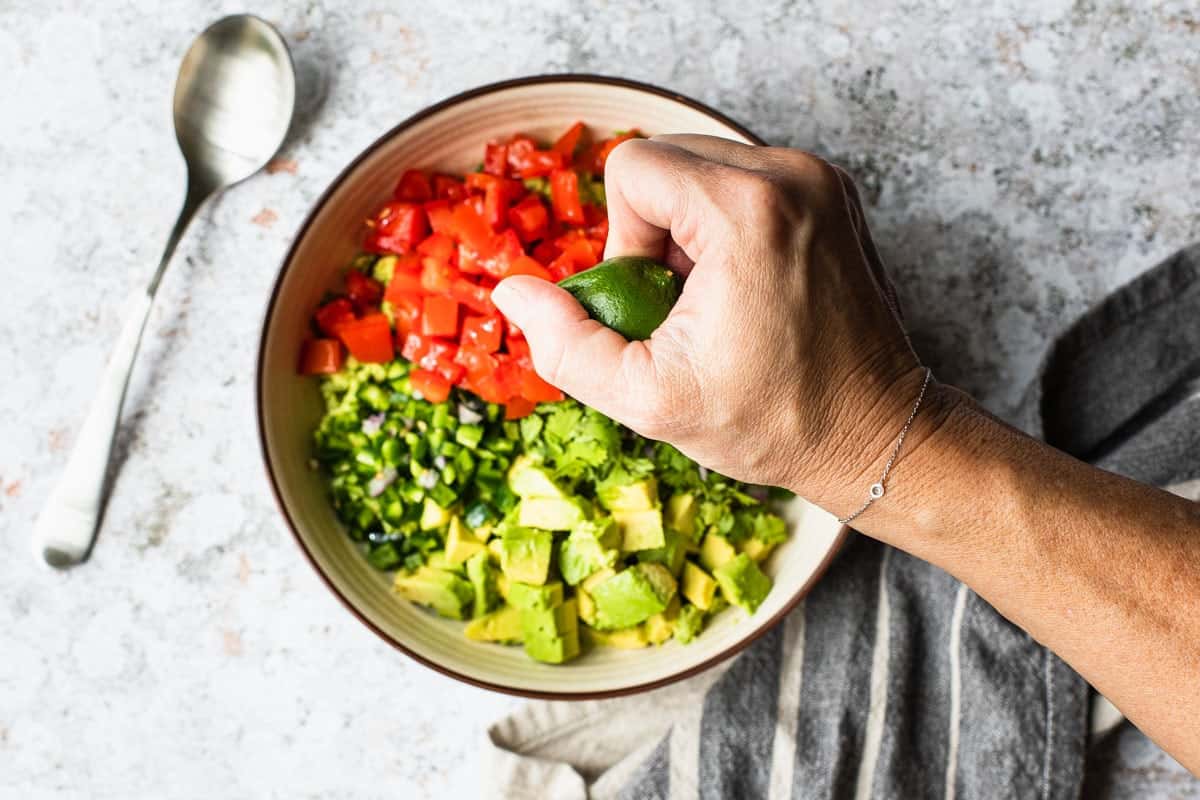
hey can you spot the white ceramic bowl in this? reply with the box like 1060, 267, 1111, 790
256, 75, 848, 698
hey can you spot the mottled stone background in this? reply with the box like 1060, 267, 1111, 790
1, 1, 1197, 797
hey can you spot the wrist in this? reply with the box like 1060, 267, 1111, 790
787, 367, 975, 530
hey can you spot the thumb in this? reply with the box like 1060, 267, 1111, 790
492, 276, 654, 419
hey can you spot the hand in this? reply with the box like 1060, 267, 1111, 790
493, 135, 947, 510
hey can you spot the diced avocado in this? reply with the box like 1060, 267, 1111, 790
682, 561, 719, 610
638, 529, 687, 576
579, 565, 615, 626
496, 571, 510, 600
598, 477, 658, 511
498, 527, 553, 585
425, 550, 463, 574
445, 517, 487, 565
738, 536, 777, 562
699, 533, 737, 572
612, 508, 665, 551
522, 599, 580, 664
558, 518, 620, 585
419, 497, 453, 531
584, 625, 649, 649
518, 496, 587, 531
713, 553, 773, 614
674, 604, 705, 644
645, 595, 681, 645
590, 563, 677, 630
464, 605, 524, 643
576, 588, 597, 625
487, 537, 505, 560
474, 523, 495, 541
665, 493, 699, 538
507, 455, 565, 499
524, 633, 581, 663
645, 615, 673, 645
393, 567, 474, 620
465, 551, 500, 618
508, 581, 564, 610
581, 567, 617, 594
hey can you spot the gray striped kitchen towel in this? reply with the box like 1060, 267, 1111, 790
483, 244, 1200, 799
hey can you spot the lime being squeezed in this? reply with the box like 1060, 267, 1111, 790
558, 256, 682, 340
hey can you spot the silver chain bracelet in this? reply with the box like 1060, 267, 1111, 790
837, 367, 933, 526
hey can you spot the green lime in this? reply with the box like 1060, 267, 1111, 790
557, 256, 682, 340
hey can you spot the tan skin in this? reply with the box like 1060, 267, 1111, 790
492, 135, 1200, 774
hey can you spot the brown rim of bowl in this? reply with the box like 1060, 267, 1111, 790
256, 72, 853, 700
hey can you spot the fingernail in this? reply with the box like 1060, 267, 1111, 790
491, 279, 520, 312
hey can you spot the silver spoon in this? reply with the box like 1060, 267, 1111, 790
32, 15, 296, 567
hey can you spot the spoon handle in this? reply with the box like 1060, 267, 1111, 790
32, 182, 207, 567
32, 289, 153, 566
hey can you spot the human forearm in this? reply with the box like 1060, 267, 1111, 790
843, 390, 1200, 772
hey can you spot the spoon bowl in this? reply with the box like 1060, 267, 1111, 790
174, 16, 295, 192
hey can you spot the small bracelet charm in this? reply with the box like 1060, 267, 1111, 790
837, 368, 933, 526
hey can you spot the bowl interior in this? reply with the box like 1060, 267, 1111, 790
258, 78, 845, 696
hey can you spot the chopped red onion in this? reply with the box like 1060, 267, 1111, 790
368, 466, 398, 497
433, 455, 448, 470
361, 413, 385, 436
416, 469, 439, 490
698, 466, 710, 481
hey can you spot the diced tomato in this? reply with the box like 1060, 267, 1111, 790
417, 232, 456, 261
550, 169, 585, 225
507, 135, 567, 178
410, 369, 452, 403
484, 142, 509, 177
505, 255, 552, 280
507, 194, 550, 242
394, 169, 432, 202
420, 257, 458, 293
421, 295, 459, 337
415, 339, 463, 383
424, 200, 454, 234
484, 179, 526, 229
449, 202, 496, 254
367, 201, 428, 254
506, 336, 530, 359
457, 244, 482, 275
298, 339, 345, 374
583, 204, 609, 240
337, 313, 393, 363
401, 332, 434, 362
560, 236, 600, 270
454, 344, 495, 377
531, 239, 561, 264
461, 315, 503, 353
384, 260, 425, 303
314, 298, 356, 337
519, 365, 564, 403
504, 396, 537, 420
518, 150, 566, 179
345, 270, 384, 312
303, 120, 625, 408
392, 300, 421, 339
449, 278, 496, 315
506, 136, 536, 171
548, 254, 576, 282
552, 121, 585, 157
433, 175, 466, 201
592, 130, 638, 174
